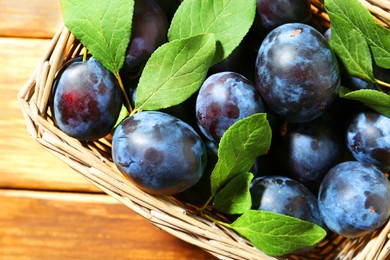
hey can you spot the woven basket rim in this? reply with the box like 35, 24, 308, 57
17, 1, 390, 259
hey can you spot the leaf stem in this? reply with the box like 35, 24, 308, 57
201, 213, 231, 229
129, 107, 142, 117
83, 47, 88, 62
115, 73, 133, 114
199, 195, 214, 214
375, 78, 390, 89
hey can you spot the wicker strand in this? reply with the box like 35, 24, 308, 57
377, 239, 390, 260
360, 0, 390, 26
18, 99, 38, 139
38, 27, 70, 115
359, 220, 390, 260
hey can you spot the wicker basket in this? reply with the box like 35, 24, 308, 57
17, 1, 390, 259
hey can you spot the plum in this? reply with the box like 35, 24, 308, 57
122, 0, 169, 75
255, 23, 340, 123
196, 72, 265, 143
256, 0, 311, 32
318, 161, 390, 237
271, 113, 344, 191
51, 56, 123, 141
347, 111, 390, 171
250, 175, 325, 228
112, 111, 207, 195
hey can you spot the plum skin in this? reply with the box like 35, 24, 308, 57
196, 72, 265, 143
112, 111, 207, 195
122, 0, 168, 75
271, 114, 343, 191
347, 111, 390, 171
250, 176, 325, 229
256, 0, 311, 32
52, 56, 123, 141
255, 23, 340, 123
318, 161, 390, 238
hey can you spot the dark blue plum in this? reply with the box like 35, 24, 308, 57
347, 111, 390, 171
196, 72, 265, 143
250, 176, 325, 228
122, 0, 168, 76
347, 76, 375, 90
255, 23, 340, 123
52, 56, 123, 141
323, 27, 331, 42
175, 140, 218, 206
318, 161, 390, 237
271, 113, 344, 191
112, 111, 207, 195
256, 0, 311, 32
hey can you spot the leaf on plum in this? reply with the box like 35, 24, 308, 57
210, 113, 271, 195
61, 0, 134, 75
168, 0, 256, 65
325, 0, 390, 69
339, 87, 390, 117
135, 33, 216, 111
213, 172, 253, 215
329, 24, 374, 82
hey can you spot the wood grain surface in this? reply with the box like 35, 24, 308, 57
0, 0, 63, 38
0, 190, 213, 260
0, 1, 216, 259
0, 37, 100, 193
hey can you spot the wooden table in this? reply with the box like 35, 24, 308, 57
0, 1, 215, 259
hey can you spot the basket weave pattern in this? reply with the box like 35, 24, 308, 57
17, 1, 390, 259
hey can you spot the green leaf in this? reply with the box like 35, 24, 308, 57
231, 210, 327, 256
330, 24, 374, 82
325, 0, 390, 69
61, 0, 134, 75
210, 113, 272, 195
339, 87, 390, 117
213, 172, 253, 215
168, 0, 256, 65
113, 104, 129, 129
135, 34, 216, 110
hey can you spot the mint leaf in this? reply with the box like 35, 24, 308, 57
61, 0, 134, 75
325, 0, 390, 69
135, 34, 216, 110
213, 172, 253, 215
210, 113, 271, 195
330, 25, 374, 82
231, 210, 327, 256
339, 87, 390, 117
168, 0, 256, 65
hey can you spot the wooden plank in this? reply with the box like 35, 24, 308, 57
0, 189, 215, 259
0, 0, 62, 38
0, 37, 100, 192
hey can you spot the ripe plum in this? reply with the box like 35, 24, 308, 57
347, 111, 390, 171
256, 0, 311, 32
122, 0, 169, 75
255, 23, 340, 123
112, 111, 207, 195
250, 176, 325, 228
318, 161, 390, 237
52, 56, 123, 141
271, 114, 343, 191
196, 72, 265, 143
